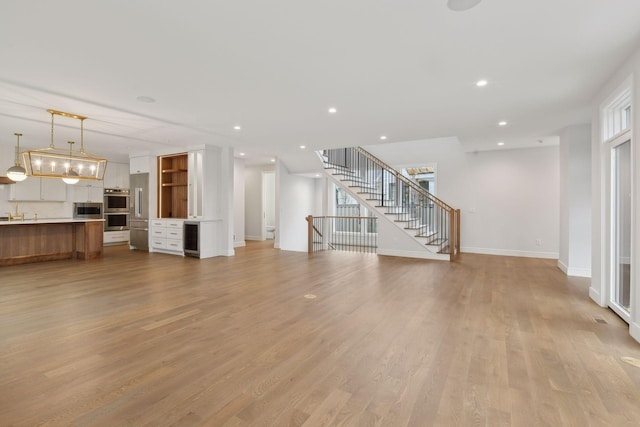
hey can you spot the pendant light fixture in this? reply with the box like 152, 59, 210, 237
22, 109, 107, 182
6, 132, 28, 182
62, 141, 80, 185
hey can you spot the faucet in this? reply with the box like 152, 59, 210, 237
7, 202, 25, 221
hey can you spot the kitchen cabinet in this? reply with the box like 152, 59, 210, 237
188, 150, 203, 218
150, 219, 183, 254
156, 147, 218, 220
130, 156, 150, 174
103, 162, 129, 189
72, 181, 104, 203
158, 153, 188, 219
10, 177, 66, 202
0, 219, 103, 266
104, 230, 130, 245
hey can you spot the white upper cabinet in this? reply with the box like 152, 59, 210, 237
130, 156, 150, 174
188, 150, 203, 219
103, 162, 130, 189
10, 177, 67, 202
71, 181, 104, 203
187, 147, 218, 220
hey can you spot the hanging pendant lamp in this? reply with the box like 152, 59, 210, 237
22, 109, 107, 182
6, 132, 28, 182
62, 141, 80, 185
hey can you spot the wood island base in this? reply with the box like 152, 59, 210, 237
0, 220, 103, 266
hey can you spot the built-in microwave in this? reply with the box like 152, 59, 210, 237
73, 202, 103, 219
104, 188, 130, 213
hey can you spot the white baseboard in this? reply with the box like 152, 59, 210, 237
461, 246, 559, 259
589, 287, 605, 307
377, 248, 449, 261
234, 240, 246, 248
558, 259, 568, 274
567, 267, 591, 278
630, 322, 640, 344
557, 260, 591, 277
245, 235, 263, 241
221, 249, 235, 256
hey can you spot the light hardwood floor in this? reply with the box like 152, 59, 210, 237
1, 241, 639, 426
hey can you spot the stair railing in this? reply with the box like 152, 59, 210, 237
306, 215, 377, 254
321, 147, 460, 260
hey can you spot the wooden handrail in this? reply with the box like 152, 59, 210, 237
354, 147, 454, 211
319, 147, 459, 257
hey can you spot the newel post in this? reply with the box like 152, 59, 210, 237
449, 209, 455, 262
306, 215, 313, 254
455, 209, 461, 257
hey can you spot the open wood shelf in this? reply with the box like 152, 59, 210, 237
158, 153, 188, 218
161, 168, 188, 173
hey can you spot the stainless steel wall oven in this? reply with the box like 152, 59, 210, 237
104, 188, 130, 213
104, 212, 129, 231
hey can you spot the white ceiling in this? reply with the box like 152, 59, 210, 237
1, 1, 639, 172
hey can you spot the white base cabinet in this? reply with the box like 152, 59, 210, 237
104, 230, 130, 245
150, 219, 184, 255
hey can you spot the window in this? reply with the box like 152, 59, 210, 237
602, 85, 631, 142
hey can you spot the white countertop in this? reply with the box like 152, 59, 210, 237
0, 218, 105, 226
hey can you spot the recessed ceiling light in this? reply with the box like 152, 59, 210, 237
447, 0, 482, 12
497, 142, 505, 146
476, 79, 488, 87
270, 158, 276, 162
136, 95, 156, 103
239, 152, 245, 156
380, 135, 388, 140
299, 145, 306, 149
315, 174, 320, 177
498, 121, 507, 126
233, 125, 242, 131
328, 107, 337, 114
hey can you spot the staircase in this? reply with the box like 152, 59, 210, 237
318, 147, 460, 261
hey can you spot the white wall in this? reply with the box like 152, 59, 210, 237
219, 147, 235, 256
233, 157, 245, 247
590, 44, 639, 344
365, 138, 560, 258
244, 164, 274, 240
263, 171, 276, 229
276, 161, 319, 252
558, 124, 592, 277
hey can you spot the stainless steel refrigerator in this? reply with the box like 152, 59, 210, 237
129, 173, 149, 251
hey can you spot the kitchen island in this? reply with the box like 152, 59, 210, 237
0, 219, 104, 266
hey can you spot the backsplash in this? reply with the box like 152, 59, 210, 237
0, 185, 72, 219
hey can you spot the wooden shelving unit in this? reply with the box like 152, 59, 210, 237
158, 153, 188, 218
